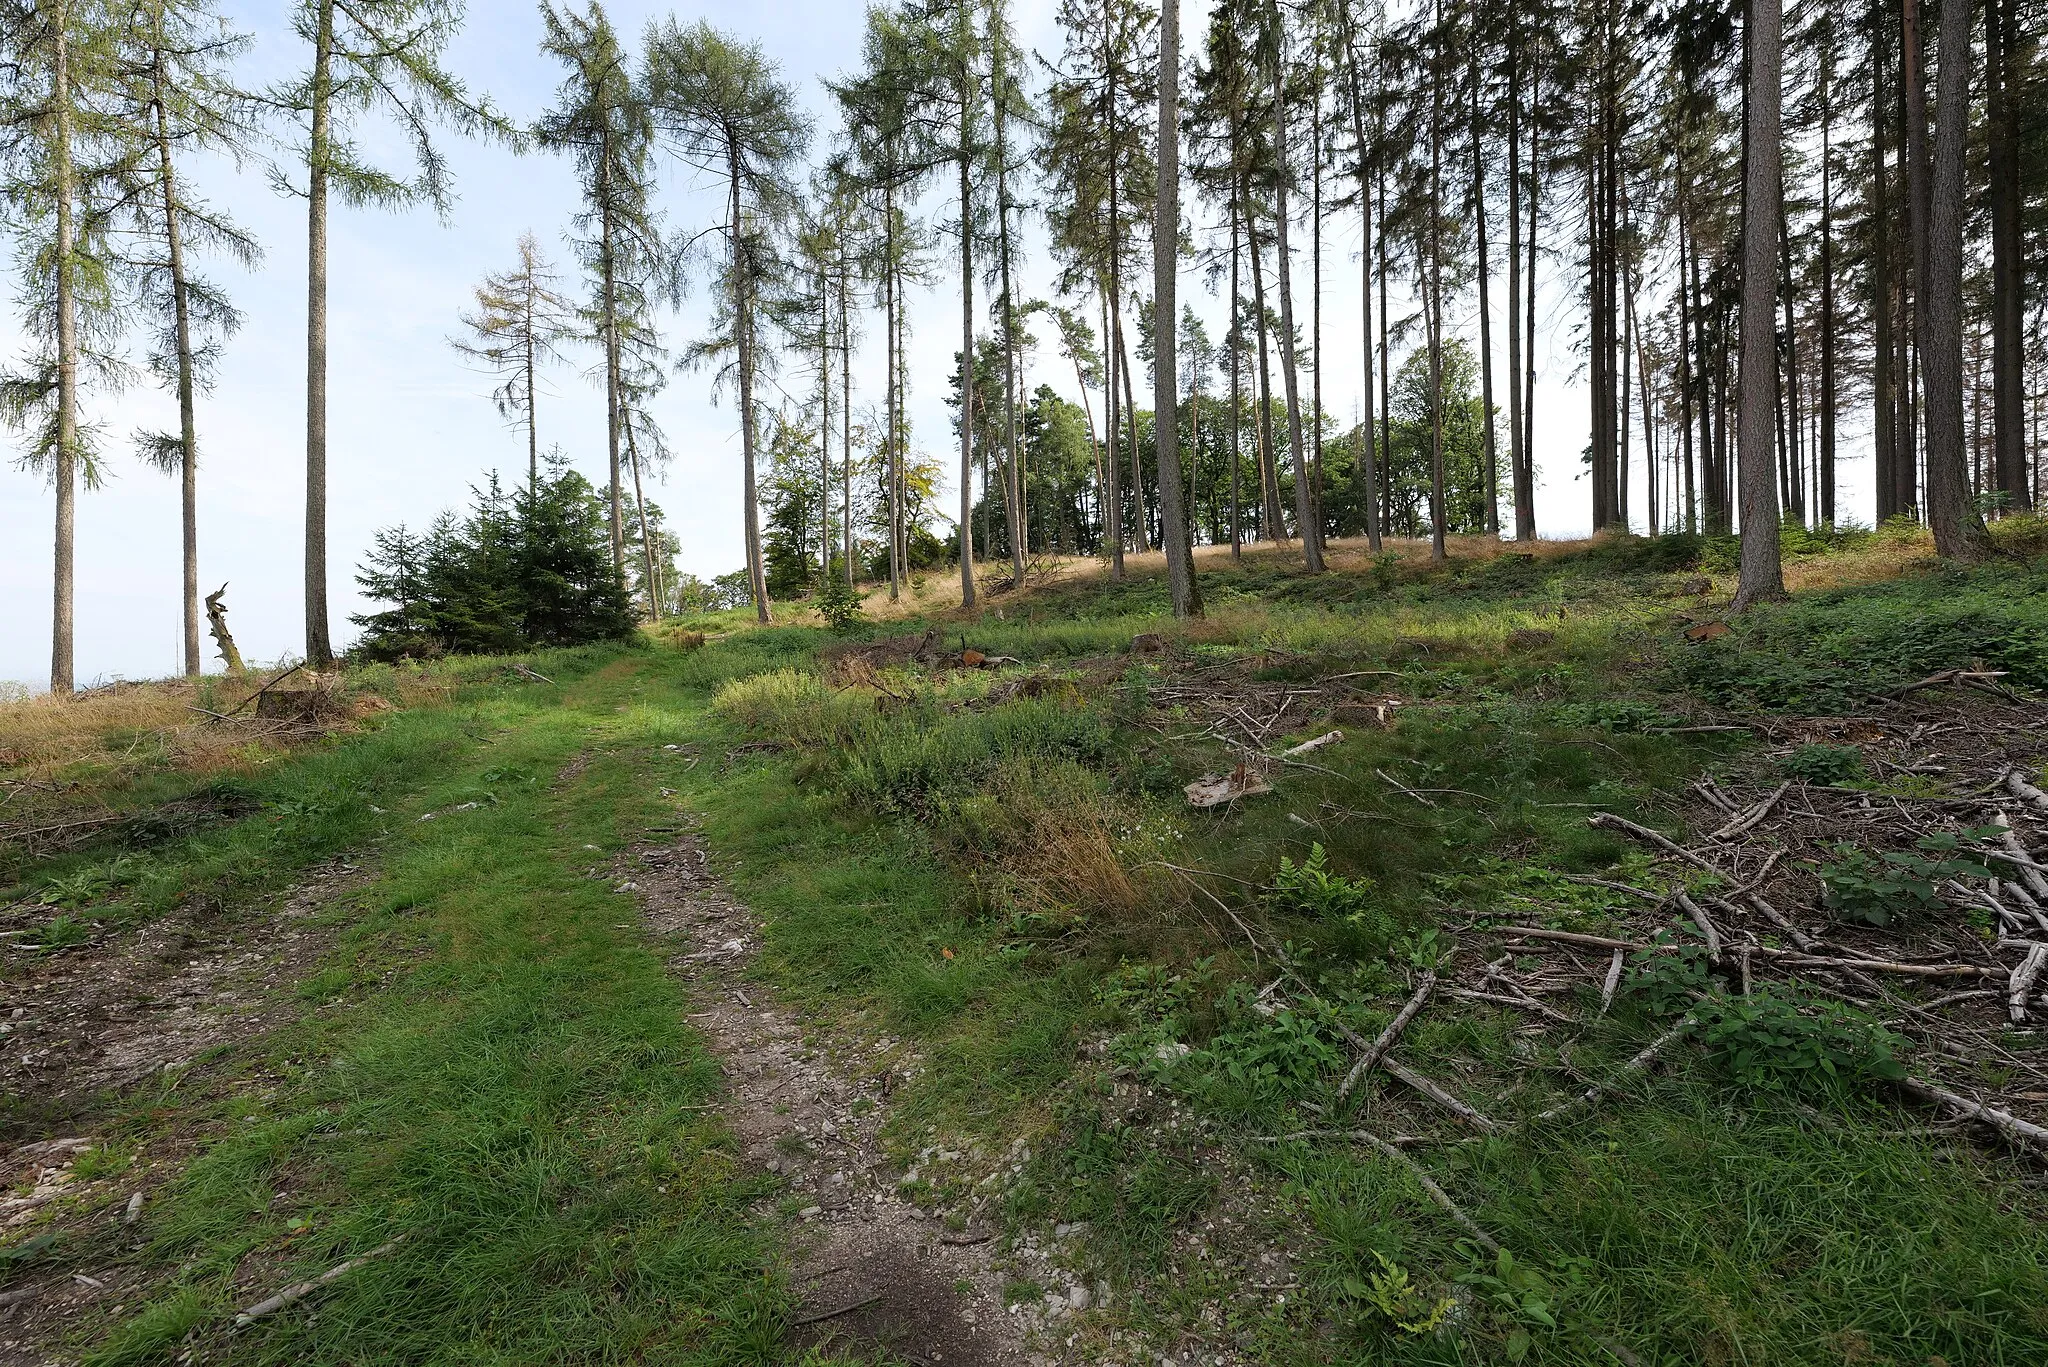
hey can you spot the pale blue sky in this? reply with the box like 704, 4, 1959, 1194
0, 0, 1862, 691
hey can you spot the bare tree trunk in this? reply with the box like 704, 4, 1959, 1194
1733, 0, 1786, 609
840, 258, 853, 583
1154, 0, 1199, 615
1921, 0, 1991, 559
603, 166, 624, 580
1102, 282, 1125, 576
1470, 42, 1498, 537
1871, 0, 1897, 521
994, 53, 1026, 577
731, 155, 770, 622
151, 58, 201, 677
885, 188, 902, 598
1427, 19, 1447, 566
628, 424, 660, 621
1521, 80, 1542, 536
1118, 318, 1148, 552
1229, 200, 1243, 557
304, 0, 336, 668
1339, 10, 1381, 551
1987, 0, 2027, 510
1819, 33, 1838, 525
49, 0, 79, 694
1268, 25, 1325, 572
1248, 224, 1286, 540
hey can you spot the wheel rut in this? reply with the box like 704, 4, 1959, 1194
627, 829, 1034, 1367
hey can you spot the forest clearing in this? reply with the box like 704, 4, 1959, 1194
8, 527, 2048, 1365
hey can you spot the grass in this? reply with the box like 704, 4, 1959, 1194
60, 656, 791, 1366
15, 528, 2048, 1365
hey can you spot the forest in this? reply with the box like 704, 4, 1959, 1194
2, 0, 2043, 685
8, 2, 2048, 1366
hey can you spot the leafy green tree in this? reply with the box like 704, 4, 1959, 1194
271, 0, 512, 667
646, 17, 810, 624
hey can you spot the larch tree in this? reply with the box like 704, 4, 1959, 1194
645, 17, 810, 624
111, 0, 257, 680
0, 0, 128, 695
449, 232, 577, 490
273, 0, 511, 667
536, 0, 661, 581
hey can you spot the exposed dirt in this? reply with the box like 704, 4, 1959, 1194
628, 830, 1039, 1367
0, 862, 363, 1364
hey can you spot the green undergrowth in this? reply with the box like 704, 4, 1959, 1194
671, 545, 2048, 1364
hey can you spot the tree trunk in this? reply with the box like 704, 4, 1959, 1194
1230, 198, 1243, 557
1733, 0, 1786, 609
1155, 0, 1199, 615
1470, 42, 1498, 537
1248, 224, 1286, 541
152, 58, 201, 677
1268, 25, 1324, 572
304, 0, 335, 668
628, 424, 661, 621
1921, 0, 1991, 559
1427, 4, 1447, 563
1118, 317, 1148, 552
994, 56, 1026, 575
1340, 12, 1381, 551
885, 188, 902, 598
49, 0, 79, 694
1987, 0, 2026, 510
732, 155, 770, 622
1102, 282, 1125, 575
1521, 79, 1541, 535
1871, 0, 1897, 521
1819, 34, 1837, 525
840, 258, 853, 583
1505, 41, 1529, 540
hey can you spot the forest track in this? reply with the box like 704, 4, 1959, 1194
628, 827, 1036, 1367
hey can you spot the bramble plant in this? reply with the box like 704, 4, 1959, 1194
1694, 988, 1907, 1090
1818, 833, 1993, 926
1779, 743, 1868, 785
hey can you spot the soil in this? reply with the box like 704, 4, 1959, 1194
0, 861, 363, 1364
628, 829, 1040, 1367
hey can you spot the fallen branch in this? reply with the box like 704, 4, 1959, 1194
1895, 1078, 2048, 1155
1499, 926, 1643, 952
1529, 1016, 1698, 1125
1599, 949, 1625, 1014
1990, 812, 2048, 902
1335, 968, 1439, 1103
1882, 668, 2009, 699
234, 1235, 404, 1326
1375, 768, 1438, 809
2004, 767, 2048, 815
1709, 782, 1791, 842
1344, 1131, 1501, 1253
790, 1292, 886, 1327
1381, 1058, 1496, 1130
1449, 988, 1574, 1023
1674, 892, 1724, 964
1757, 948, 1999, 980
1588, 813, 1724, 875
2009, 944, 2048, 1024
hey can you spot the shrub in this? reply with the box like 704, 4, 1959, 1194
1779, 744, 1868, 785
1695, 989, 1907, 1090
1818, 833, 1992, 927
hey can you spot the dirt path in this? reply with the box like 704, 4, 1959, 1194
630, 829, 1039, 1367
